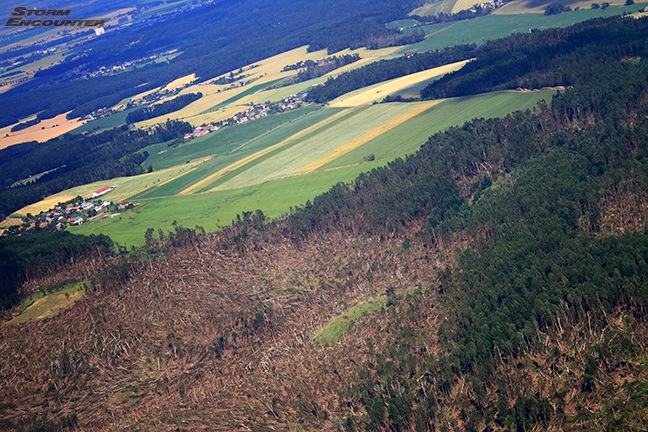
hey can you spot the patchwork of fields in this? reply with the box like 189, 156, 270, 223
8, 7, 599, 245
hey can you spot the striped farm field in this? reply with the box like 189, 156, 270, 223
410, 0, 459, 16
295, 101, 441, 174
324, 90, 556, 169
209, 103, 422, 191
328, 60, 469, 108
140, 107, 342, 197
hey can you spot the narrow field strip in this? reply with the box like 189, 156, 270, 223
329, 60, 469, 108
178, 108, 355, 195
295, 101, 441, 174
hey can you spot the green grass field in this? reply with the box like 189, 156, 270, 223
70, 160, 384, 246
10, 282, 86, 324
401, 4, 648, 52
324, 90, 555, 169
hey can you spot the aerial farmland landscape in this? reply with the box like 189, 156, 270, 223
0, 0, 647, 430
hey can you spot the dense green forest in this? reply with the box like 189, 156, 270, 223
0, 120, 192, 220
304, 45, 475, 103
0, 0, 423, 127
125, 93, 202, 124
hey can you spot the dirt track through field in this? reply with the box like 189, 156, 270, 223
294, 101, 441, 174
178, 108, 354, 195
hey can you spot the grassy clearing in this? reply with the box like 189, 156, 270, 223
296, 101, 441, 174
10, 283, 86, 324
313, 297, 387, 346
385, 19, 423, 30
401, 4, 648, 52
0, 112, 82, 149
325, 90, 555, 169
212, 104, 420, 190
70, 160, 384, 246
329, 60, 469, 107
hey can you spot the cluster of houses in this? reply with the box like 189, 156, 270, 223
82, 49, 179, 80
3, 186, 134, 237
183, 94, 303, 140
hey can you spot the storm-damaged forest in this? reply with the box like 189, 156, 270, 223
0, 15, 646, 431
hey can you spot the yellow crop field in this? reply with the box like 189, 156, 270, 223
494, 0, 625, 14
0, 112, 82, 149
329, 60, 469, 107
162, 73, 197, 91
17, 195, 77, 217
452, 0, 478, 13
295, 101, 441, 173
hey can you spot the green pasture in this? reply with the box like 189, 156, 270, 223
324, 90, 555, 169
313, 297, 388, 346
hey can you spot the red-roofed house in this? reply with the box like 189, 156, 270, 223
92, 186, 115, 198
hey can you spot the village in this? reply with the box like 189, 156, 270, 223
183, 93, 303, 140
1, 185, 133, 237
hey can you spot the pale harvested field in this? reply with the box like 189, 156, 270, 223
179, 108, 353, 195
452, 0, 478, 13
0, 112, 82, 149
0, 217, 23, 229
329, 60, 469, 107
16, 195, 76, 217
162, 73, 197, 91
295, 101, 441, 174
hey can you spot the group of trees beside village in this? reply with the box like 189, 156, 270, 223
0, 119, 192, 220
277, 54, 360, 87
125, 93, 202, 124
